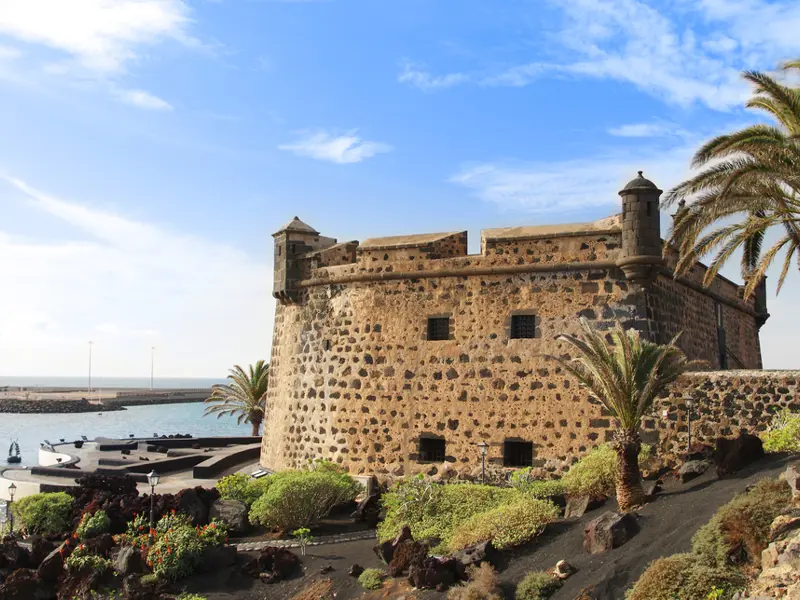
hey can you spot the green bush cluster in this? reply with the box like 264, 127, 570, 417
692, 479, 791, 569
509, 471, 567, 500
760, 409, 800, 453
561, 444, 651, 498
449, 497, 559, 551
515, 571, 562, 600
76, 510, 111, 541
358, 568, 384, 590
11, 491, 73, 535
625, 553, 745, 600
215, 473, 271, 507
65, 544, 113, 575
248, 469, 361, 531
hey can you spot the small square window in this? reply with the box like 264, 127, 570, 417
427, 317, 450, 341
511, 314, 538, 339
503, 440, 533, 467
418, 437, 446, 462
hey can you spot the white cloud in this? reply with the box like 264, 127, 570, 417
0, 45, 20, 60
397, 61, 469, 91
0, 176, 272, 377
450, 140, 699, 213
115, 88, 173, 111
400, 0, 800, 111
279, 130, 392, 164
607, 121, 686, 138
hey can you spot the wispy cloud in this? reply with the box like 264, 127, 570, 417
399, 0, 800, 111
607, 121, 687, 138
0, 0, 195, 109
115, 88, 173, 111
279, 130, 392, 164
397, 61, 469, 91
0, 175, 272, 377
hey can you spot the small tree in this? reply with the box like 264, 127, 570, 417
204, 361, 269, 436
549, 318, 696, 511
292, 527, 313, 555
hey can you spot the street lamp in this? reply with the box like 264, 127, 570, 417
477, 441, 489, 484
8, 483, 16, 535
147, 470, 160, 544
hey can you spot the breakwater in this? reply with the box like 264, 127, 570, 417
0, 389, 211, 413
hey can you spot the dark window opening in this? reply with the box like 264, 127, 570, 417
503, 440, 533, 467
647, 201, 653, 216
277, 246, 282, 256
418, 437, 446, 462
427, 317, 450, 341
511, 314, 539, 339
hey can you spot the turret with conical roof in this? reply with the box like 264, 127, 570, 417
272, 217, 336, 304
616, 171, 664, 285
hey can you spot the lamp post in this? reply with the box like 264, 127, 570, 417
477, 441, 489, 484
8, 483, 16, 535
147, 470, 160, 544
150, 346, 155, 391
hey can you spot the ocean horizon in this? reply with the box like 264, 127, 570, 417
0, 376, 227, 389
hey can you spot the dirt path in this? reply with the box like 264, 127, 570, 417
185, 454, 794, 600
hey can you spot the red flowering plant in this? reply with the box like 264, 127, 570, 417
147, 524, 204, 581
197, 519, 229, 546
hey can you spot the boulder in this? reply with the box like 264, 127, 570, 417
242, 546, 300, 583
678, 460, 710, 483
351, 493, 380, 523
209, 499, 249, 535
348, 564, 364, 577
320, 565, 334, 574
583, 511, 639, 554
0, 541, 30, 570
388, 540, 428, 577
714, 433, 765, 478
0, 568, 55, 600
198, 545, 237, 573
784, 464, 800, 505
450, 540, 494, 576
22, 536, 53, 568
374, 525, 412, 565
565, 495, 605, 519
408, 556, 462, 591
177, 488, 209, 526
553, 559, 576, 579
113, 546, 144, 577
771, 513, 800, 542
643, 480, 662, 497
37, 543, 70, 583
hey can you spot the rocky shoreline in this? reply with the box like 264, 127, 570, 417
0, 393, 209, 414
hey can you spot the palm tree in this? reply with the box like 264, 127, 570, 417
549, 319, 695, 511
663, 59, 800, 298
204, 361, 270, 436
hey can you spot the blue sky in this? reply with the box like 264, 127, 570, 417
1, 0, 799, 377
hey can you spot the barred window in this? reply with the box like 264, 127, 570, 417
427, 317, 450, 341
503, 440, 533, 467
511, 314, 539, 339
418, 437, 446, 462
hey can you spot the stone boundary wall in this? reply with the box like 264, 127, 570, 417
647, 370, 800, 460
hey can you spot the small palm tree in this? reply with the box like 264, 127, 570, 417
549, 319, 696, 511
664, 58, 800, 298
204, 361, 270, 436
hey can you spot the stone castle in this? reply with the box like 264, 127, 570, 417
259, 172, 784, 477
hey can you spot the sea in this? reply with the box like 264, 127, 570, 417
0, 376, 248, 467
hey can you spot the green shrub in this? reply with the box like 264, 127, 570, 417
562, 444, 651, 498
248, 469, 361, 530
515, 571, 562, 600
140, 574, 159, 585
509, 471, 567, 500
358, 568, 384, 590
197, 519, 228, 546
177, 594, 207, 600
147, 524, 205, 581
448, 563, 503, 600
11, 492, 73, 535
692, 479, 791, 569
625, 553, 745, 600
449, 498, 559, 551
761, 409, 800, 453
76, 510, 111, 541
217, 473, 272, 507
378, 478, 523, 550
65, 544, 113, 574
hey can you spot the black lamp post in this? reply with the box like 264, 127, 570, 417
477, 441, 489, 484
147, 470, 160, 544
8, 483, 16, 535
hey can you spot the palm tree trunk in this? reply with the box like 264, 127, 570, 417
251, 420, 261, 437
614, 431, 646, 511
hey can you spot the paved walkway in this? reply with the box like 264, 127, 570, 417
234, 529, 377, 551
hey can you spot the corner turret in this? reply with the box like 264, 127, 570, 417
273, 217, 336, 304
617, 171, 664, 285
